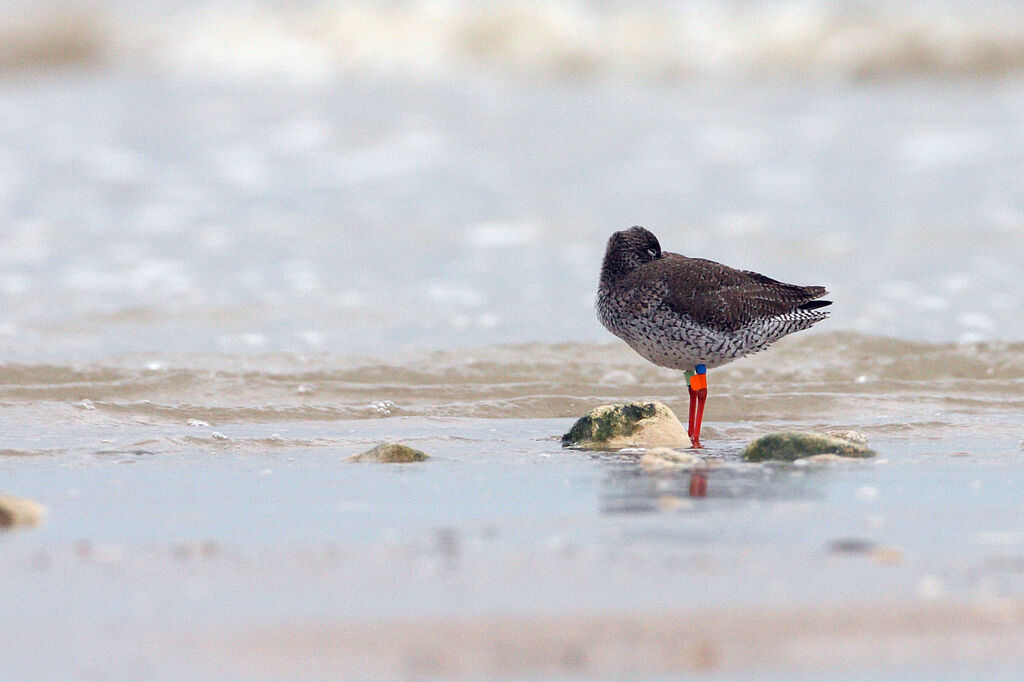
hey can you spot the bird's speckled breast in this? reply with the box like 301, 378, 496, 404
597, 282, 816, 370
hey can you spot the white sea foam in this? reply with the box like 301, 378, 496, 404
10, 1, 1024, 80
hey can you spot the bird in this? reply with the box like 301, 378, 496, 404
596, 225, 831, 447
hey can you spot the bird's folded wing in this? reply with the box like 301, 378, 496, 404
660, 258, 828, 332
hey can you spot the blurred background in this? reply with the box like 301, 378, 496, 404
2, 0, 1024, 361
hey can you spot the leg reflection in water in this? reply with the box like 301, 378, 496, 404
688, 470, 708, 498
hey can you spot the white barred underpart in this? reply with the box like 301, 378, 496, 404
597, 284, 828, 370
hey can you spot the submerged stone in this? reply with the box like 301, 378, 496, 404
562, 401, 691, 449
348, 442, 429, 463
640, 447, 699, 470
0, 496, 47, 529
742, 431, 875, 462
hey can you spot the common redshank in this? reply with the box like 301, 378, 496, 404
597, 226, 831, 447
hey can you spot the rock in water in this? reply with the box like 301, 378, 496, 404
0, 496, 47, 529
348, 443, 429, 463
562, 401, 692, 449
742, 431, 874, 462
824, 429, 870, 447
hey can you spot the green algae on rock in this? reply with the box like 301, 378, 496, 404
742, 431, 875, 462
0, 495, 47, 529
348, 442, 429, 463
562, 401, 691, 449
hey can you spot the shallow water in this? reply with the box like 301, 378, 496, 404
3, 419, 1024, 678
1, 333, 1022, 435
3, 335, 1024, 677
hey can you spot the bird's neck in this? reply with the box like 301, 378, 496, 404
600, 250, 634, 286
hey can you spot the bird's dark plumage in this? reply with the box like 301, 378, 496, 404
658, 254, 829, 332
597, 226, 830, 370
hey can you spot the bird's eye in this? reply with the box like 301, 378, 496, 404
646, 248, 658, 258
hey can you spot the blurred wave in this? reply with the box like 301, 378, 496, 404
7, 1, 1024, 79
2, 334, 1022, 433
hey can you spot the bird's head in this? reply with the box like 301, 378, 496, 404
601, 225, 662, 279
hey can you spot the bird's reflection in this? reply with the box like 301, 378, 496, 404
596, 454, 820, 514
688, 471, 709, 498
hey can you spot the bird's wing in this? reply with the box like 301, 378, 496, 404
653, 254, 829, 332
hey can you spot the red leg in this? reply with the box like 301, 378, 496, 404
687, 385, 697, 439
692, 388, 707, 448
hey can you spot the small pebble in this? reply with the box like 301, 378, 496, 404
827, 538, 902, 565
743, 431, 874, 462
869, 546, 903, 565
0, 496, 46, 529
77, 542, 124, 565
828, 538, 875, 554
349, 442, 429, 463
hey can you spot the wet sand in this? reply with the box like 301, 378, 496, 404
216, 602, 1024, 678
